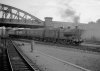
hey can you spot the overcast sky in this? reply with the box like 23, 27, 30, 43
1, 0, 100, 23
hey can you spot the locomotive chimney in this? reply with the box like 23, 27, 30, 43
44, 17, 53, 27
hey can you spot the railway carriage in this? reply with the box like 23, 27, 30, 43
28, 28, 44, 40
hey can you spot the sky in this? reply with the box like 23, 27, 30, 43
1, 0, 100, 23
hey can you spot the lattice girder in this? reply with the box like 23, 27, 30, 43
0, 3, 43, 24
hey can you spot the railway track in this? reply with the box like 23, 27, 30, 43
5, 39, 40, 71
0, 40, 12, 71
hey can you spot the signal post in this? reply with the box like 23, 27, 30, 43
31, 40, 35, 52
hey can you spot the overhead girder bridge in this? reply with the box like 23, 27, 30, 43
0, 3, 44, 28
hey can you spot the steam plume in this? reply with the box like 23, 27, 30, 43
59, 1, 80, 23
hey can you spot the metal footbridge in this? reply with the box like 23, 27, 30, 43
0, 3, 44, 28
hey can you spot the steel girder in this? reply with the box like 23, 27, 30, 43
0, 3, 43, 24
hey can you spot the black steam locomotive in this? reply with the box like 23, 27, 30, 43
8, 26, 83, 45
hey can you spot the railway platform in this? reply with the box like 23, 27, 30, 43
13, 40, 91, 71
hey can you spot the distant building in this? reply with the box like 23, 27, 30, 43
44, 17, 79, 28
43, 17, 100, 42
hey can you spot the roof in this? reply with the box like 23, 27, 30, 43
52, 21, 73, 28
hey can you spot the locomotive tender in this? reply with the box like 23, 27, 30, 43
8, 26, 83, 45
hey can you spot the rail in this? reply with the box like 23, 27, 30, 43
6, 39, 40, 71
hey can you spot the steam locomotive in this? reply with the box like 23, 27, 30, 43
8, 26, 83, 45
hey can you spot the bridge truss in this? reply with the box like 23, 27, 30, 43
0, 3, 44, 28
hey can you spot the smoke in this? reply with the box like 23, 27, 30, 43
61, 8, 75, 18
73, 16, 80, 23
58, 0, 80, 23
